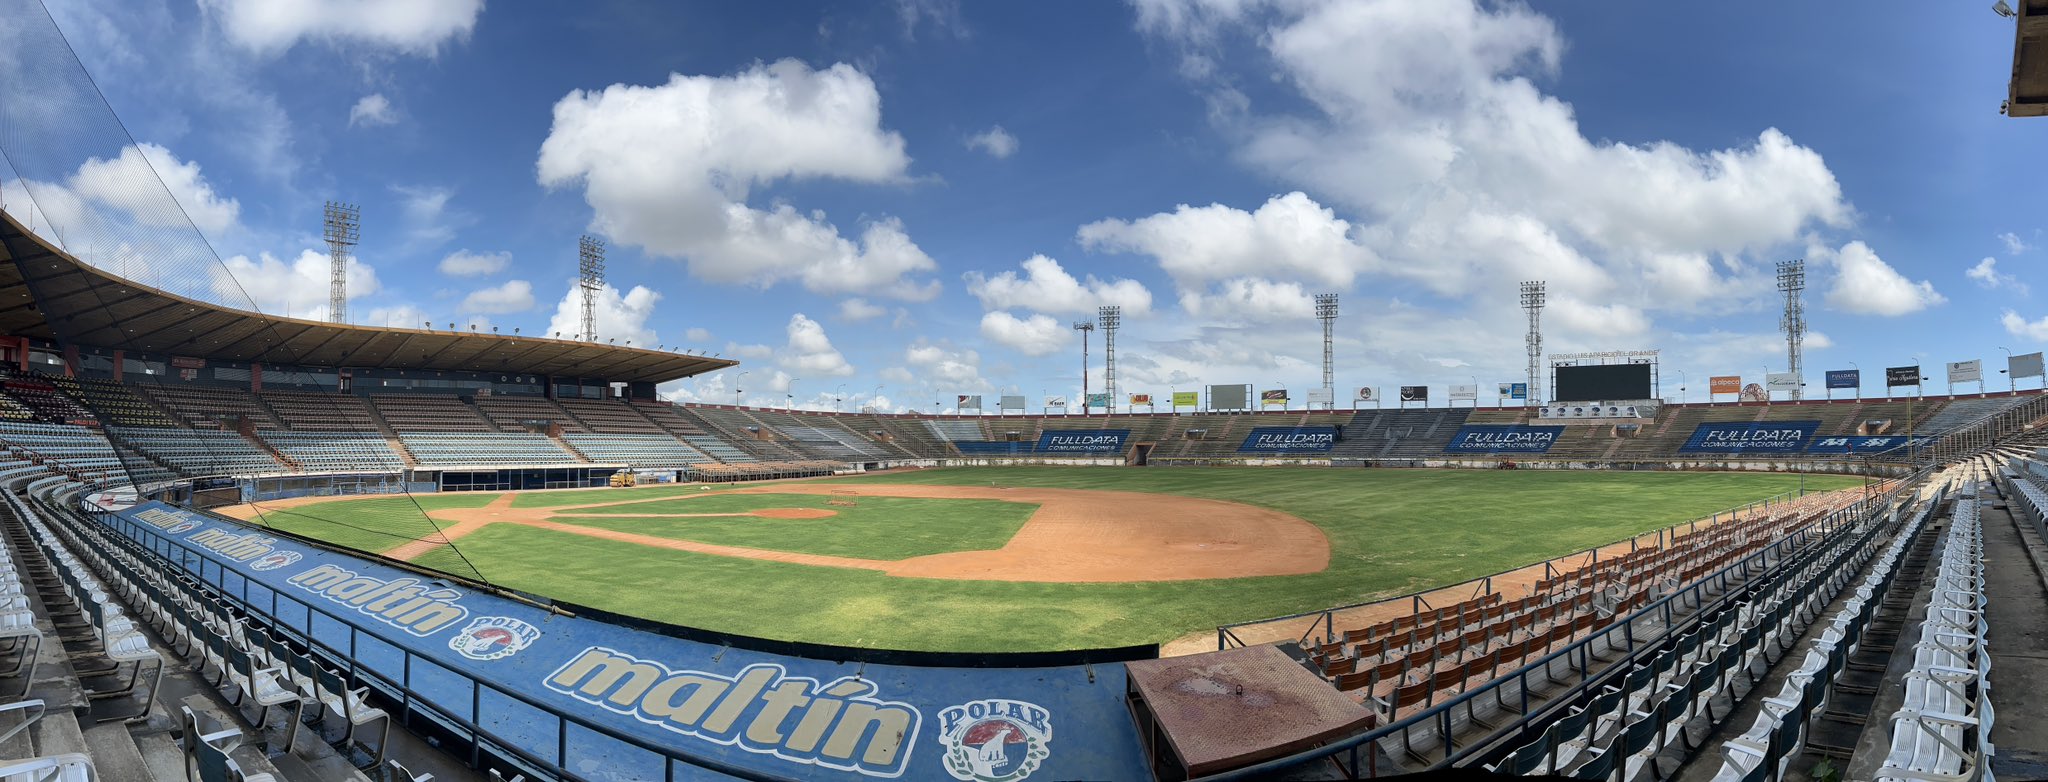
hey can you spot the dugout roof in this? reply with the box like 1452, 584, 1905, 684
0, 211, 733, 383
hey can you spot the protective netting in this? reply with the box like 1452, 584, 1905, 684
0, 0, 489, 584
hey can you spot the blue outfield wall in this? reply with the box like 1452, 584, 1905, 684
1237, 426, 1337, 453
1442, 425, 1565, 454
103, 501, 1151, 782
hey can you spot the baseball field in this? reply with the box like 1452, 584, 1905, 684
222, 466, 1863, 653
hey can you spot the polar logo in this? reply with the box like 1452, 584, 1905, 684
249, 550, 301, 571
939, 699, 1052, 782
448, 616, 541, 661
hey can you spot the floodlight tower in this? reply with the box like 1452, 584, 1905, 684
1521, 280, 1546, 405
322, 201, 359, 323
1074, 320, 1095, 411
1778, 259, 1806, 401
578, 235, 605, 342
1099, 305, 1121, 414
1315, 294, 1339, 409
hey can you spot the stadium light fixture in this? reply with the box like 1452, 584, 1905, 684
1997, 0, 2016, 17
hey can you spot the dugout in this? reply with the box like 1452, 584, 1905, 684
430, 466, 620, 492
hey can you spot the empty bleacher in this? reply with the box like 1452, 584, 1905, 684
397, 432, 579, 466
475, 395, 585, 433
370, 394, 494, 433
258, 431, 406, 472
111, 427, 283, 476
134, 384, 282, 430
557, 398, 667, 434
560, 433, 705, 467
261, 389, 385, 432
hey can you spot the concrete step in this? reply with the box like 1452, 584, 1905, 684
81, 719, 152, 782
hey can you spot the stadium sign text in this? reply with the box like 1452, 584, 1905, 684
545, 649, 920, 778
1803, 436, 1921, 454
1443, 425, 1564, 454
1237, 426, 1337, 453
288, 565, 471, 636
1036, 430, 1128, 453
1677, 421, 1821, 453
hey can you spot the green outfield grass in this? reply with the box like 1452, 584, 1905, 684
551, 494, 1037, 559
259, 467, 1862, 652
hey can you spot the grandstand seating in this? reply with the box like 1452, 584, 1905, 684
560, 433, 705, 467
135, 384, 282, 430
475, 396, 585, 433
1917, 395, 2026, 435
112, 427, 283, 476
370, 394, 494, 433
0, 377, 95, 424
261, 390, 385, 433
257, 432, 406, 472
58, 376, 176, 427
557, 398, 666, 434
397, 432, 578, 466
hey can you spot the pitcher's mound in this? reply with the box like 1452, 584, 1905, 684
749, 508, 837, 519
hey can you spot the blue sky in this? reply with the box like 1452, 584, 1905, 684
9, 0, 2047, 411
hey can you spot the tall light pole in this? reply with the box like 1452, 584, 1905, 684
322, 201, 359, 323
578, 235, 606, 342
1777, 259, 1806, 400
1315, 294, 1338, 410
1074, 320, 1095, 412
1521, 281, 1546, 406
1099, 306, 1121, 415
787, 377, 799, 409
836, 383, 847, 412
1676, 370, 1687, 403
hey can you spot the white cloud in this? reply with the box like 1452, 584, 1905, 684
536, 59, 941, 300
726, 342, 774, 360
348, 93, 397, 127
838, 298, 888, 321
964, 254, 1152, 315
392, 184, 468, 248
1968, 256, 2026, 294
979, 311, 1069, 356
437, 249, 509, 277
201, 0, 483, 55
1819, 241, 1944, 316
26, 143, 242, 238
685, 327, 713, 342
780, 313, 855, 376
545, 282, 662, 344
213, 249, 379, 322
965, 125, 1018, 158
1176, 278, 1314, 322
906, 340, 986, 388
1080, 192, 1370, 290
459, 279, 536, 314
895, 0, 968, 40
2000, 231, 2031, 255
1122, 0, 1855, 334
363, 304, 431, 330
2003, 309, 2048, 341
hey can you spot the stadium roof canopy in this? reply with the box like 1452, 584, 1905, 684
0, 212, 735, 383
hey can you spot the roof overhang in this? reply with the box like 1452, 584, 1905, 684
0, 210, 736, 383
2011, 0, 2048, 116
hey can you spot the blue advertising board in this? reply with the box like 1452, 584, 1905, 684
1678, 421, 1821, 453
1443, 425, 1565, 454
1237, 426, 1337, 453
104, 502, 1151, 781
1825, 370, 1859, 390
1803, 435, 1921, 454
1036, 429, 1129, 453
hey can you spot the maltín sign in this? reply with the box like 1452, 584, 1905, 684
1443, 425, 1565, 454
1678, 421, 1821, 453
1237, 426, 1337, 453
1036, 429, 1129, 453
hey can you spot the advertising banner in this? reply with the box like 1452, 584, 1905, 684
1044, 396, 1067, 408
1037, 429, 1130, 453
1085, 393, 1110, 409
1356, 387, 1376, 402
1399, 386, 1428, 402
1709, 376, 1741, 395
1448, 384, 1478, 401
2013, 351, 2046, 380
1260, 390, 1289, 406
1804, 435, 1923, 454
105, 503, 1151, 782
957, 395, 982, 410
1129, 393, 1153, 406
1947, 359, 1982, 383
1678, 421, 1822, 453
1498, 382, 1527, 400
998, 394, 1026, 411
1765, 373, 1800, 394
1443, 425, 1565, 454
1825, 369, 1859, 389
1171, 391, 1197, 407
1237, 426, 1338, 453
1305, 388, 1334, 405
1886, 366, 1920, 387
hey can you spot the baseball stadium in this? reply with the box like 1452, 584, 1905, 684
1, 2, 2046, 782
